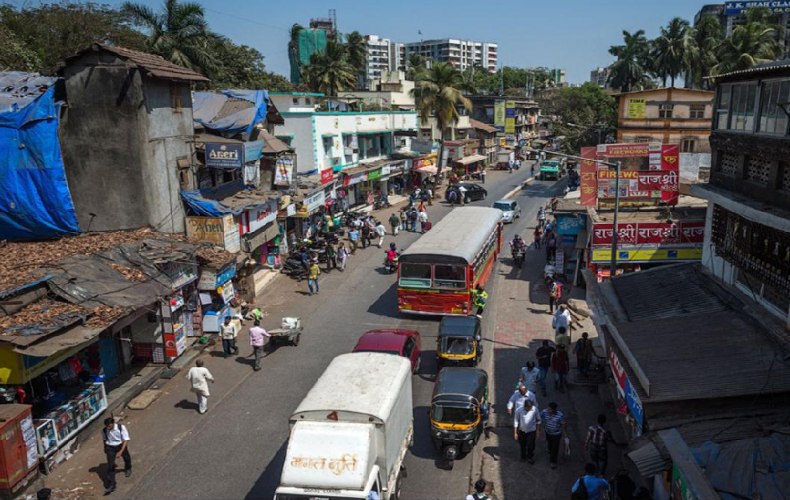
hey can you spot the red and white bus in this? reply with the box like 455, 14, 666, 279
397, 207, 503, 316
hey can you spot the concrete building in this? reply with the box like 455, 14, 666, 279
695, 2, 790, 58
468, 119, 499, 165
362, 35, 392, 89
404, 39, 497, 73
549, 68, 567, 86
271, 92, 418, 177
58, 43, 208, 233
614, 88, 715, 153
468, 95, 540, 142
590, 67, 611, 88
338, 71, 416, 110
691, 59, 790, 327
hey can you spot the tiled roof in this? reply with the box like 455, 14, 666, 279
62, 43, 208, 83
469, 118, 498, 133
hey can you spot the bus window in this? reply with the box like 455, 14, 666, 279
400, 263, 432, 288
433, 264, 467, 289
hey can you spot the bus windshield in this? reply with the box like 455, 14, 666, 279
432, 405, 478, 424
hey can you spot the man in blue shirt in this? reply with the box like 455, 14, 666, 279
539, 402, 567, 469
348, 228, 360, 254
571, 463, 609, 500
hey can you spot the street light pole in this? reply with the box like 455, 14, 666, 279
610, 161, 621, 278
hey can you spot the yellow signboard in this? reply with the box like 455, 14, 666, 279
591, 247, 703, 263
627, 98, 646, 119
494, 99, 505, 136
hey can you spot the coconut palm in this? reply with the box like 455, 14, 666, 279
651, 17, 689, 88
684, 15, 723, 89
121, 0, 220, 74
714, 8, 784, 74
410, 62, 472, 183
608, 29, 652, 92
406, 53, 427, 80
345, 31, 366, 74
302, 40, 357, 96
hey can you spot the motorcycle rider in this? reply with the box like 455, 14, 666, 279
510, 234, 527, 255
385, 242, 399, 273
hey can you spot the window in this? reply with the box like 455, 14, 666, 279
323, 136, 334, 158
735, 268, 790, 318
434, 265, 467, 289
681, 138, 697, 153
399, 263, 432, 288
305, 97, 312, 105
729, 82, 758, 131
292, 97, 299, 105
659, 104, 674, 118
716, 85, 731, 129
169, 82, 182, 111
690, 104, 706, 119
758, 80, 790, 135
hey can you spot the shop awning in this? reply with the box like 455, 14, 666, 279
13, 325, 103, 358
415, 165, 451, 174
242, 222, 279, 253
456, 154, 487, 165
259, 130, 291, 154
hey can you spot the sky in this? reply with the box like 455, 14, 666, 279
104, 0, 708, 83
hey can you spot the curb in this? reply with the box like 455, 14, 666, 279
503, 177, 535, 200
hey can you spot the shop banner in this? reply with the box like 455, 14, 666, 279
597, 142, 660, 158
368, 168, 382, 181
321, 168, 333, 185
608, 347, 627, 399
556, 214, 586, 235
239, 201, 278, 236
625, 378, 644, 434
725, 1, 790, 15
206, 143, 244, 169
220, 281, 235, 304
626, 98, 646, 119
505, 100, 516, 134
580, 146, 597, 206
163, 262, 198, 289
274, 157, 294, 186
346, 171, 369, 187
186, 214, 240, 252
244, 140, 265, 163
660, 144, 680, 204
304, 190, 326, 213
286, 203, 296, 216
591, 247, 703, 263
381, 165, 392, 176
494, 99, 506, 135
198, 264, 236, 291
592, 221, 705, 246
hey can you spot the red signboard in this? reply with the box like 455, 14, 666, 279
598, 143, 655, 158
609, 347, 626, 399
592, 143, 680, 205
592, 221, 705, 246
580, 147, 597, 206
320, 168, 334, 185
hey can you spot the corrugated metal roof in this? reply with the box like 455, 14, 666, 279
469, 118, 498, 133
627, 441, 670, 477
709, 59, 790, 81
612, 263, 730, 322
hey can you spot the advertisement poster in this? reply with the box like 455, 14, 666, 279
239, 201, 278, 236
321, 168, 333, 185
625, 378, 644, 435
626, 98, 646, 119
244, 140, 265, 163
274, 157, 294, 186
592, 221, 705, 246
206, 143, 244, 169
556, 215, 586, 235
594, 143, 680, 205
505, 100, 516, 134
608, 347, 627, 399
494, 99, 506, 135
580, 146, 598, 206
671, 465, 700, 500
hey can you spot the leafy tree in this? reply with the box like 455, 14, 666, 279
0, 2, 145, 72
302, 40, 356, 95
609, 29, 652, 92
684, 15, 723, 89
536, 83, 617, 153
410, 62, 472, 181
714, 7, 784, 74
210, 40, 292, 91
121, 0, 221, 75
287, 23, 304, 82
406, 53, 429, 81
651, 17, 689, 87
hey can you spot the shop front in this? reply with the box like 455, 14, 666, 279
554, 213, 588, 285
198, 262, 236, 334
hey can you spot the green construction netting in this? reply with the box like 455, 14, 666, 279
289, 29, 328, 83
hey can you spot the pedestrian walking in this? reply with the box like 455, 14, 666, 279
533, 227, 542, 250
102, 417, 131, 494
307, 261, 321, 295
348, 227, 359, 254
552, 304, 572, 338
516, 158, 522, 170
575, 332, 593, 377
186, 359, 214, 414
408, 208, 419, 232
519, 361, 540, 394
399, 209, 407, 230
361, 219, 371, 248
508, 159, 514, 173
535, 340, 556, 397
539, 402, 567, 469
546, 231, 557, 261
337, 242, 349, 271
585, 414, 616, 476
389, 213, 400, 236
513, 399, 540, 464
375, 220, 386, 248
325, 242, 337, 272
458, 185, 467, 205
466, 479, 489, 500
472, 284, 488, 316
548, 280, 562, 313
480, 169, 486, 184
555, 326, 570, 350
571, 463, 609, 500
251, 305, 263, 323
506, 384, 538, 416
418, 209, 428, 233
249, 320, 270, 372
427, 186, 434, 206
220, 316, 239, 358
531, 162, 535, 176
552, 344, 570, 393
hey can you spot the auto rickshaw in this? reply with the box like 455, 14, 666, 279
430, 367, 489, 469
436, 316, 482, 368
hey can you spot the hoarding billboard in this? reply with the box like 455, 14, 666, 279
724, 1, 790, 15
494, 99, 506, 136
206, 143, 244, 169
591, 221, 706, 246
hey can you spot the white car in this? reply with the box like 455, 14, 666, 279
493, 199, 521, 223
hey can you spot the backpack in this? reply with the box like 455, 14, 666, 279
570, 477, 589, 500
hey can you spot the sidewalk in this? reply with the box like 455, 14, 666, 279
475, 197, 625, 500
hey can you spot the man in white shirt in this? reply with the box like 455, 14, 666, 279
418, 210, 428, 233
552, 304, 572, 338
102, 417, 131, 493
186, 359, 215, 414
507, 384, 538, 415
374, 220, 386, 248
519, 361, 540, 393
458, 185, 468, 205
219, 316, 239, 358
513, 399, 541, 463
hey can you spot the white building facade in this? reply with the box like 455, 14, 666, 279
404, 39, 497, 73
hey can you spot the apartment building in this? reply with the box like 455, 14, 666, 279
590, 67, 611, 88
404, 39, 498, 73
695, 2, 790, 58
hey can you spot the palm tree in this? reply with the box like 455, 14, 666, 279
302, 40, 356, 96
406, 53, 427, 80
344, 31, 366, 76
684, 15, 723, 88
288, 23, 304, 82
121, 0, 220, 74
608, 29, 651, 92
651, 17, 689, 88
410, 62, 472, 184
714, 8, 784, 74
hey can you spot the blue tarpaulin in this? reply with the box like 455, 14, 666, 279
0, 85, 81, 240
192, 89, 268, 136
181, 179, 274, 217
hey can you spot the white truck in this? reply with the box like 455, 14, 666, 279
274, 352, 414, 500
496, 148, 515, 169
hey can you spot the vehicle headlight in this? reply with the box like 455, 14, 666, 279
434, 430, 443, 438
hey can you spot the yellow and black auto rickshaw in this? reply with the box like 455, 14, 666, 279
430, 367, 489, 469
436, 316, 482, 368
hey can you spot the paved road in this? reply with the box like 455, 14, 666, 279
124, 167, 546, 500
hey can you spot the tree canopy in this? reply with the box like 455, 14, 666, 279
536, 83, 617, 153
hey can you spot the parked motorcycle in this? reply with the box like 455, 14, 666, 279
373, 197, 392, 210
282, 257, 308, 281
